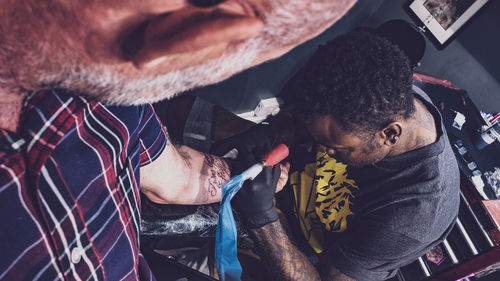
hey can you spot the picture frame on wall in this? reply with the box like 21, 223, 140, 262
408, 0, 490, 48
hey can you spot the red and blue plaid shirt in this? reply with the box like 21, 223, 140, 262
0, 89, 167, 280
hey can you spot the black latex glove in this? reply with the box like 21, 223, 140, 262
232, 147, 282, 229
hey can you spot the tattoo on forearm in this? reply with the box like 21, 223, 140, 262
251, 221, 321, 281
196, 154, 230, 202
251, 221, 355, 281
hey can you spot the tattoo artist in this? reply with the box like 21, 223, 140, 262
214, 27, 459, 281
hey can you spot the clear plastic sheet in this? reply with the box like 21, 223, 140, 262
141, 204, 247, 238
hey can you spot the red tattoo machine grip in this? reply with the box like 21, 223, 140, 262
262, 144, 289, 166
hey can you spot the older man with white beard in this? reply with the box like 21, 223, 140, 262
0, 0, 357, 280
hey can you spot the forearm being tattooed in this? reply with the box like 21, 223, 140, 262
195, 153, 231, 202
250, 220, 355, 281
140, 142, 230, 205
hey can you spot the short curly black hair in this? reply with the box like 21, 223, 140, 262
283, 31, 415, 134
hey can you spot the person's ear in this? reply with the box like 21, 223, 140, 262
129, 2, 263, 69
378, 122, 402, 146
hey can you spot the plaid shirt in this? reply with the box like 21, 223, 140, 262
0, 89, 167, 280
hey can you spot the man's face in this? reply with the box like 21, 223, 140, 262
0, 0, 356, 105
307, 116, 389, 167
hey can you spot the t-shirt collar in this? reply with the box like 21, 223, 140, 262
371, 86, 446, 169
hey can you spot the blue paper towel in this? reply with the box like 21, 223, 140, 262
215, 174, 245, 281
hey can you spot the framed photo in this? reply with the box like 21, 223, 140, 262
408, 0, 490, 47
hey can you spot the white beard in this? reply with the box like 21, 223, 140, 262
31, 0, 354, 105
58, 37, 264, 105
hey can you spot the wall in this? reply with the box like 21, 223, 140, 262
363, 0, 500, 113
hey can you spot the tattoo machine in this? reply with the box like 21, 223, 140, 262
215, 144, 289, 281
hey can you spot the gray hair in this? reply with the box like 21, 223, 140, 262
0, 0, 355, 105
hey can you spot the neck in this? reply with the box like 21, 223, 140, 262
403, 98, 438, 152
387, 98, 437, 157
0, 90, 25, 133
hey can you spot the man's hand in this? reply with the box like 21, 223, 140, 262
227, 137, 289, 228
233, 161, 289, 228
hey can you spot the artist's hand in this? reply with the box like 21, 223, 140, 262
234, 165, 280, 228
232, 148, 290, 228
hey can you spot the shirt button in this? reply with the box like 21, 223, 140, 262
71, 247, 83, 264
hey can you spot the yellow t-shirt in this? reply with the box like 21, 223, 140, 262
289, 152, 358, 253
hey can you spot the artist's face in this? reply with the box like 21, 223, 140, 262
307, 116, 389, 167
1, 0, 356, 105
